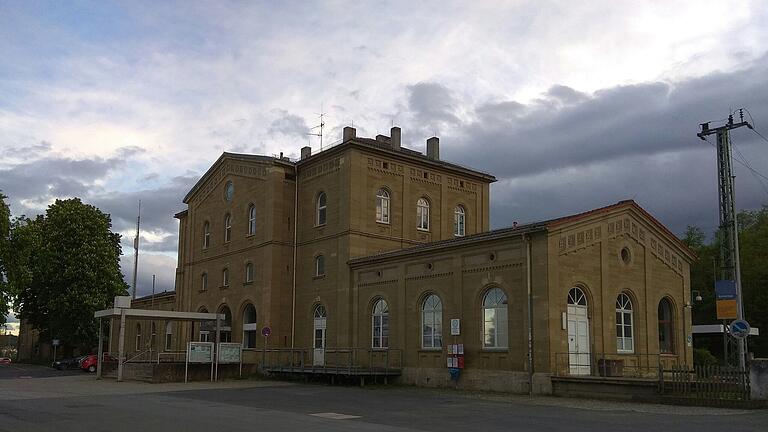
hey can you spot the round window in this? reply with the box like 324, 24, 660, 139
620, 247, 631, 264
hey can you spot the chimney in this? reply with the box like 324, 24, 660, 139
343, 126, 356, 142
375, 134, 391, 143
426, 136, 440, 160
300, 146, 311, 160
390, 127, 401, 150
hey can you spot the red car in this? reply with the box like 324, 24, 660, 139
0, 357, 11, 365
79, 353, 116, 372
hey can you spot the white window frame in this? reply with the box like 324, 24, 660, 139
164, 321, 172, 351
372, 299, 389, 349
248, 204, 256, 235
315, 255, 325, 277
616, 293, 634, 353
242, 304, 258, 349
454, 205, 465, 237
245, 263, 254, 283
222, 268, 229, 287
135, 324, 142, 351
316, 192, 327, 226
417, 198, 430, 231
376, 189, 390, 224
201, 272, 208, 291
224, 214, 232, 243
482, 287, 508, 349
421, 294, 443, 349
203, 222, 210, 249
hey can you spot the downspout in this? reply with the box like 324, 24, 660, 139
525, 233, 534, 396
291, 166, 298, 348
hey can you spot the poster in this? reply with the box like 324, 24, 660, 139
188, 342, 214, 363
218, 343, 242, 364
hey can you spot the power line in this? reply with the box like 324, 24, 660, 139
702, 136, 768, 185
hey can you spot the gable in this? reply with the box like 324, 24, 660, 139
183, 153, 275, 205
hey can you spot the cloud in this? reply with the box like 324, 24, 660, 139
268, 110, 310, 137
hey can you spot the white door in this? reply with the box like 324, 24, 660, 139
567, 288, 591, 375
313, 305, 327, 366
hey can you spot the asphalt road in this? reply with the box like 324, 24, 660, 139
1, 366, 767, 432
0, 363, 82, 379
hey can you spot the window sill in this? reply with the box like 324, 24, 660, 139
616, 350, 635, 355
243, 281, 253, 286
660, 352, 676, 356
220, 285, 229, 290
312, 275, 326, 280
480, 348, 509, 353
418, 348, 442, 353
245, 234, 255, 238
417, 228, 430, 232
376, 220, 391, 225
314, 224, 327, 229
371, 347, 390, 351
198, 289, 207, 293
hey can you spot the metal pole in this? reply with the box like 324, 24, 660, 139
214, 317, 220, 382
131, 200, 141, 300
525, 234, 534, 395
97, 318, 103, 379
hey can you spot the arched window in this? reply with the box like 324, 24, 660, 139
454, 205, 465, 237
658, 298, 675, 354
164, 321, 173, 351
218, 305, 232, 343
314, 304, 327, 318
568, 287, 588, 306
482, 287, 508, 349
315, 255, 325, 277
417, 198, 430, 231
135, 324, 142, 351
248, 204, 256, 235
372, 299, 389, 348
242, 304, 257, 349
616, 293, 634, 353
222, 268, 229, 287
245, 263, 254, 283
376, 189, 390, 223
422, 294, 443, 349
316, 192, 327, 226
203, 222, 210, 249
201, 272, 208, 291
224, 214, 232, 242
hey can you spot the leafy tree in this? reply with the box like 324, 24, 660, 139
0, 193, 10, 324
17, 198, 128, 351
686, 206, 768, 359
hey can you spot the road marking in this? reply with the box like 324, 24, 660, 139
309, 412, 361, 420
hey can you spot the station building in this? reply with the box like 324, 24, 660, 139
151, 126, 695, 392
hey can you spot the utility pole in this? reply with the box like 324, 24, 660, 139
697, 110, 753, 370
131, 200, 141, 300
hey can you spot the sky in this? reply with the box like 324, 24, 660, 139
2, 0, 768, 309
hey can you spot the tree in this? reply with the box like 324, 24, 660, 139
17, 198, 128, 351
0, 192, 11, 324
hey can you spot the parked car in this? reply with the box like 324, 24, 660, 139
52, 356, 84, 370
79, 353, 116, 373
0, 357, 11, 365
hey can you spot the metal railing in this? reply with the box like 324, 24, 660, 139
554, 352, 680, 379
254, 347, 404, 374
157, 351, 186, 364
660, 364, 750, 401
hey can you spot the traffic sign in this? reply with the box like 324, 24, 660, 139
729, 319, 751, 339
261, 326, 271, 337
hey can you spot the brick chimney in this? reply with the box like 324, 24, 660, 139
391, 127, 401, 150
343, 126, 356, 142
301, 146, 311, 160
426, 136, 439, 160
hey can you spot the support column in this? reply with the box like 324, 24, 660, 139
117, 309, 126, 382
97, 318, 103, 379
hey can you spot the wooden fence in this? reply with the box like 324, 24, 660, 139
661, 364, 750, 401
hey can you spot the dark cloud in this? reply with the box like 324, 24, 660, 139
431, 54, 768, 237
407, 82, 459, 129
120, 252, 177, 298
268, 110, 310, 137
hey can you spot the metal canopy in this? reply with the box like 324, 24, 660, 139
692, 324, 759, 336
94, 308, 224, 321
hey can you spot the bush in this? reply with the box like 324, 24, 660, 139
693, 347, 719, 366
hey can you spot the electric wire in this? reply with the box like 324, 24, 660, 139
702, 136, 768, 197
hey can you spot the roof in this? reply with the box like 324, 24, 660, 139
133, 290, 176, 302
299, 137, 497, 182
349, 199, 695, 266
182, 152, 292, 204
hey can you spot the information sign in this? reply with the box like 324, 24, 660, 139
188, 342, 214, 363
450, 319, 460, 336
217, 343, 242, 364
730, 319, 751, 339
262, 326, 271, 337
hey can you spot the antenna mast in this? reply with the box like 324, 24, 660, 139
131, 200, 141, 300
308, 110, 325, 150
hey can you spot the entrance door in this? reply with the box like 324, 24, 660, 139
313, 305, 327, 366
567, 287, 590, 375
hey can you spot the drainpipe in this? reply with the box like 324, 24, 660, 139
290, 166, 298, 348
525, 234, 534, 396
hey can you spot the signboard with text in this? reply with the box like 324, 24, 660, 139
715, 280, 738, 320
188, 342, 214, 363
217, 343, 242, 364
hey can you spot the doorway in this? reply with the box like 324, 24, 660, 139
567, 287, 591, 375
313, 305, 327, 366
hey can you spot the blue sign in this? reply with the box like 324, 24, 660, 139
715, 280, 737, 300
730, 319, 750, 339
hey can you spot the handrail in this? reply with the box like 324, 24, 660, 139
124, 348, 157, 364
157, 351, 186, 364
